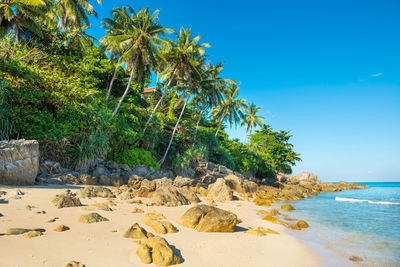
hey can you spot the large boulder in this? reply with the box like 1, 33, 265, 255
135, 179, 156, 198
149, 185, 190, 206
207, 178, 233, 202
286, 172, 318, 186
135, 236, 183, 266
178, 205, 238, 232
0, 139, 39, 185
51, 190, 82, 208
173, 176, 194, 187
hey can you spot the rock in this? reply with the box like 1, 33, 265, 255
133, 165, 152, 178
262, 215, 286, 225
23, 230, 43, 238
99, 173, 124, 186
281, 204, 294, 211
132, 207, 144, 213
122, 223, 153, 239
106, 161, 120, 170
296, 220, 309, 228
173, 176, 194, 187
257, 210, 268, 215
207, 178, 233, 202
149, 185, 190, 206
127, 175, 143, 189
51, 190, 82, 208
77, 186, 115, 198
78, 213, 109, 223
50, 173, 80, 185
37, 210, 46, 214
267, 209, 281, 216
142, 219, 179, 235
4, 228, 31, 235
177, 187, 200, 204
253, 197, 271, 206
47, 217, 58, 223
113, 185, 136, 200
92, 165, 106, 177
78, 174, 97, 185
54, 225, 70, 232
286, 172, 318, 186
84, 202, 112, 211
178, 205, 238, 232
39, 160, 61, 176
145, 211, 166, 221
135, 236, 183, 266
349, 256, 363, 262
154, 177, 173, 188
25, 204, 35, 210
65, 261, 85, 267
224, 174, 258, 194
0, 139, 39, 185
135, 179, 156, 198
128, 199, 143, 204
245, 228, 266, 236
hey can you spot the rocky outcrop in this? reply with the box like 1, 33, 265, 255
123, 223, 153, 239
223, 174, 258, 194
149, 185, 190, 206
173, 176, 194, 187
0, 139, 39, 185
51, 190, 82, 208
135, 236, 183, 266
207, 178, 233, 202
178, 205, 238, 232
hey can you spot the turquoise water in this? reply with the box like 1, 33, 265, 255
281, 182, 400, 267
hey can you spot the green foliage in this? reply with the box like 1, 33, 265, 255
110, 147, 160, 170
175, 145, 208, 170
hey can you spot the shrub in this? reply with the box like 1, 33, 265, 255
110, 147, 160, 170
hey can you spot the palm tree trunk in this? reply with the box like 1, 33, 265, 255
113, 67, 135, 115
215, 118, 224, 137
191, 108, 205, 149
142, 68, 177, 134
159, 95, 189, 166
106, 66, 119, 101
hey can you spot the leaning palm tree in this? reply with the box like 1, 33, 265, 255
211, 81, 246, 137
49, 0, 102, 44
241, 102, 264, 143
100, 6, 168, 115
0, 0, 46, 41
158, 27, 210, 166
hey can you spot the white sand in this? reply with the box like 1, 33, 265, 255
0, 185, 321, 267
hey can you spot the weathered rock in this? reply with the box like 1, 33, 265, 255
113, 185, 136, 200
78, 213, 109, 223
0, 139, 39, 185
173, 176, 194, 187
145, 212, 166, 221
224, 174, 258, 194
296, 220, 309, 229
4, 228, 31, 235
142, 219, 179, 235
178, 205, 238, 232
135, 236, 183, 266
122, 223, 153, 239
50, 173, 80, 185
253, 197, 271, 206
78, 174, 97, 185
54, 225, 70, 232
258, 227, 279, 234
127, 175, 143, 189
39, 160, 61, 176
281, 204, 294, 211
135, 179, 156, 198
132, 207, 144, 213
133, 165, 152, 178
51, 190, 82, 208
92, 165, 106, 177
65, 261, 85, 267
23, 230, 43, 238
207, 178, 233, 202
77, 186, 115, 198
154, 177, 173, 188
99, 173, 124, 187
177, 187, 200, 204
149, 185, 190, 206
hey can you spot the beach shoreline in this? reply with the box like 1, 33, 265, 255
0, 184, 330, 267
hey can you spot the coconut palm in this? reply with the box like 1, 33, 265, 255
49, 0, 102, 44
241, 102, 264, 143
211, 81, 246, 137
100, 6, 169, 115
0, 0, 46, 41
158, 27, 210, 166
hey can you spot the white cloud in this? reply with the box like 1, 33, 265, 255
371, 73, 382, 77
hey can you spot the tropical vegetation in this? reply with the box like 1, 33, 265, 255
0, 2, 301, 179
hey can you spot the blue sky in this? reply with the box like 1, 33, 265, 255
87, 0, 400, 182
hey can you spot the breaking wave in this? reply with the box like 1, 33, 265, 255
335, 197, 400, 205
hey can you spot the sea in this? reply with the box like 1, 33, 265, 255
278, 182, 400, 267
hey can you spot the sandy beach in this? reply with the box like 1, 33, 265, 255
0, 185, 321, 267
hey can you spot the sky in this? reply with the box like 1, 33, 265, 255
87, 0, 400, 182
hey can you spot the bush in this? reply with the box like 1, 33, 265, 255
110, 147, 160, 170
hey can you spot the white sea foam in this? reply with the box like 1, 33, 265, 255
335, 197, 400, 205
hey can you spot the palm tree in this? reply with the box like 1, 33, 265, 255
211, 81, 246, 137
49, 0, 102, 44
100, 6, 168, 115
0, 0, 46, 41
191, 62, 227, 148
158, 27, 209, 166
241, 102, 264, 143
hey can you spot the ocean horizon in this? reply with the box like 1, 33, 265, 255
281, 181, 400, 266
